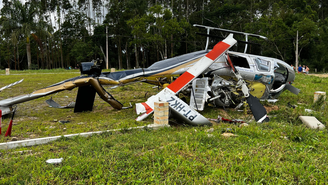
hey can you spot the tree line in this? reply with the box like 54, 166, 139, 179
1, 0, 328, 71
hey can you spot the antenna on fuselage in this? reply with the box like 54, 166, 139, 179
193, 24, 268, 53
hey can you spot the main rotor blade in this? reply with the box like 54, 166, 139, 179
247, 94, 269, 123
0, 79, 24, 92
226, 54, 269, 123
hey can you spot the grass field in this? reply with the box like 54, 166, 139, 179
1, 70, 328, 184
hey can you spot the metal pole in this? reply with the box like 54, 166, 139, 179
205, 28, 210, 51
106, 26, 109, 69
295, 30, 298, 69
244, 34, 248, 53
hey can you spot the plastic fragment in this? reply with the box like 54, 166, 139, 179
46, 158, 63, 164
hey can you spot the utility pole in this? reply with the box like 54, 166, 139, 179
106, 26, 109, 69
295, 30, 298, 71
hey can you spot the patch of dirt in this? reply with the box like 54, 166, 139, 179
308, 74, 328, 78
264, 105, 279, 113
217, 108, 232, 118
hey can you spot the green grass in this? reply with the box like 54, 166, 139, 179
1, 72, 328, 184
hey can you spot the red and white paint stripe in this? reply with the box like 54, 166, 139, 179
136, 34, 237, 121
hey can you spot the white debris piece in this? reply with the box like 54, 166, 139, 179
299, 116, 325, 130
305, 109, 314, 113
46, 158, 63, 164
260, 99, 278, 103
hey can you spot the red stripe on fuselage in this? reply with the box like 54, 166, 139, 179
141, 102, 153, 114
167, 71, 195, 93
205, 41, 230, 61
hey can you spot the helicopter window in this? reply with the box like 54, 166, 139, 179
254, 58, 270, 72
229, 55, 250, 68
272, 63, 288, 90
274, 62, 287, 74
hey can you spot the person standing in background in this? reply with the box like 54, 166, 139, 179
298, 65, 302, 73
306, 66, 309, 74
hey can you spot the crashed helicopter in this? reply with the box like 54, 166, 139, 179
0, 25, 299, 126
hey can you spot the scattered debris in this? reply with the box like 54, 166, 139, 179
206, 128, 214, 133
221, 133, 237, 137
46, 158, 63, 164
46, 98, 75, 109
59, 120, 70, 124
223, 128, 233, 133
261, 99, 279, 103
218, 116, 245, 124
239, 123, 249, 127
305, 109, 314, 113
11, 137, 18, 141
13, 150, 33, 155
299, 116, 325, 130
287, 102, 296, 109
280, 136, 288, 140
29, 134, 37, 138
208, 118, 220, 124
208, 116, 246, 125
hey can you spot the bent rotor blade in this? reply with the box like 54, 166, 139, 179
285, 84, 300, 95
0, 79, 24, 92
226, 54, 269, 123
136, 34, 237, 122
247, 94, 269, 123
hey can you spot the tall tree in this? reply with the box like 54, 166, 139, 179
1, 0, 39, 69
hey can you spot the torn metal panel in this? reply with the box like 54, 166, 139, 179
45, 98, 75, 109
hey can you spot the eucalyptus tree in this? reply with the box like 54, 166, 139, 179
0, 15, 16, 69
1, 0, 39, 69
10, 30, 20, 69
91, 0, 104, 24
61, 9, 96, 66
105, 0, 147, 69
128, 5, 186, 68
318, 0, 328, 20
315, 19, 328, 70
